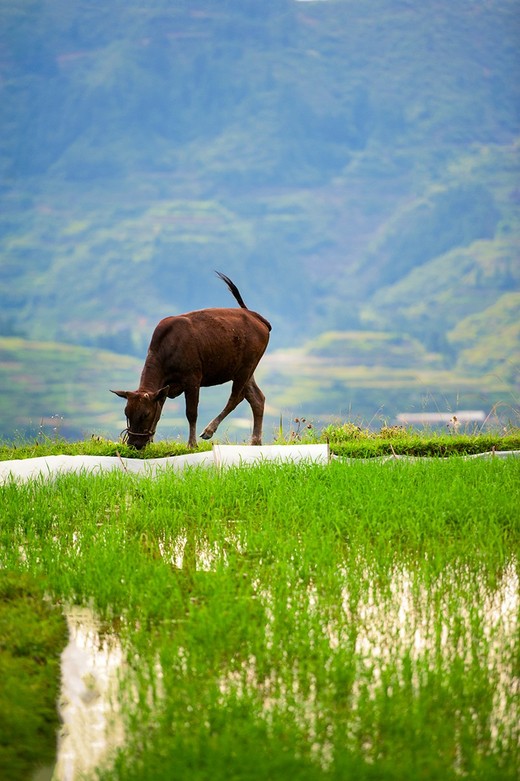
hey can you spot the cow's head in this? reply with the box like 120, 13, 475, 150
110, 386, 170, 449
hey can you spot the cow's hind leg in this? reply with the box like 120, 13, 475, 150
199, 379, 247, 441
243, 377, 265, 445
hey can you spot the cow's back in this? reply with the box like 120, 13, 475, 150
151, 307, 270, 388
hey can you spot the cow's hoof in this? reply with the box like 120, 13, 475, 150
199, 430, 213, 440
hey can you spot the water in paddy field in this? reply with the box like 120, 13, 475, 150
46, 549, 518, 778
51, 606, 126, 781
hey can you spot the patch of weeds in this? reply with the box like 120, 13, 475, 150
321, 421, 371, 441
274, 415, 318, 444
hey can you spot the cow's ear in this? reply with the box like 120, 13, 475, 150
154, 386, 170, 402
110, 389, 130, 399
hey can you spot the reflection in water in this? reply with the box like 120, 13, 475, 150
50, 535, 227, 780
158, 530, 246, 572
52, 545, 518, 777
53, 606, 125, 781
219, 558, 518, 767
335, 561, 518, 754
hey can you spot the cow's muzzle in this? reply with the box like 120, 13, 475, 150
120, 427, 156, 449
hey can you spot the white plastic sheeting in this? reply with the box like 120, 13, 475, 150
0, 444, 330, 484
213, 443, 330, 467
1, 445, 517, 485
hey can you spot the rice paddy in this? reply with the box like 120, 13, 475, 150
1, 452, 519, 780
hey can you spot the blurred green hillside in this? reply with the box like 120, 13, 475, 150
0, 0, 518, 438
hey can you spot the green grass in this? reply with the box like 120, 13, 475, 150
0, 435, 212, 462
319, 424, 520, 458
1, 455, 519, 780
1, 424, 518, 461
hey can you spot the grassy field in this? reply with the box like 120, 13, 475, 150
1, 443, 519, 780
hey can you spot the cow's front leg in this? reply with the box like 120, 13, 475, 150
184, 385, 200, 448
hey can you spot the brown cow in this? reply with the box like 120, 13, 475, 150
111, 272, 271, 449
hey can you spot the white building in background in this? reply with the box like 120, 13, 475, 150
397, 411, 486, 427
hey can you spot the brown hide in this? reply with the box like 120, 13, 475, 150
111, 273, 271, 449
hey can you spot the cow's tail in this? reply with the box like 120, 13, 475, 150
215, 270, 272, 332
215, 271, 248, 309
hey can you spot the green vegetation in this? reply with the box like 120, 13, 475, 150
1, 454, 518, 780
2, 3, 519, 769
320, 423, 520, 459
0, 336, 143, 441
0, 571, 67, 781
0, 436, 211, 462
1, 425, 518, 462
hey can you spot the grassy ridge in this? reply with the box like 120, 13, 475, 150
1, 457, 519, 780
1, 427, 519, 461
